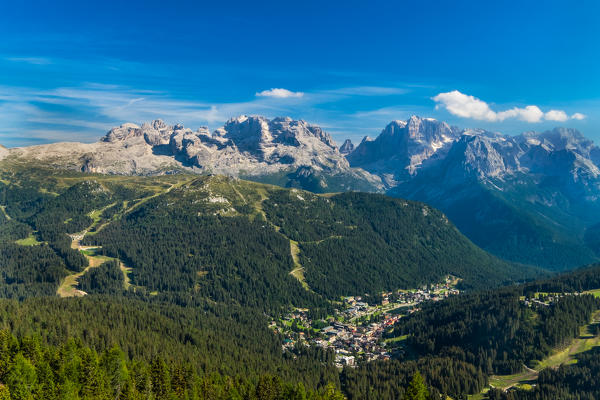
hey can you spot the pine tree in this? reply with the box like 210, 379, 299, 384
0, 384, 10, 400
150, 357, 171, 399
403, 371, 430, 400
6, 353, 37, 400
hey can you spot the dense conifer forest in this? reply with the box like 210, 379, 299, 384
389, 289, 599, 374
0, 163, 598, 399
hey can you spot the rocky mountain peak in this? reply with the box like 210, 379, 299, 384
101, 123, 143, 143
218, 115, 338, 153
348, 116, 460, 179
446, 134, 513, 179
67, 116, 385, 190
406, 116, 456, 142
339, 139, 355, 155
141, 119, 169, 131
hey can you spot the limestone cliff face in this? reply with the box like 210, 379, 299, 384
8, 116, 384, 192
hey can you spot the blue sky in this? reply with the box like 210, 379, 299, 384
0, 0, 598, 147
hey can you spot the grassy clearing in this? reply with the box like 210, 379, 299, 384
15, 234, 42, 246
488, 368, 538, 391
120, 264, 132, 289
584, 289, 600, 298
536, 346, 572, 370
384, 334, 408, 344
0, 205, 11, 221
467, 388, 489, 400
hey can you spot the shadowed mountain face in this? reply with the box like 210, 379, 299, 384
348, 117, 600, 270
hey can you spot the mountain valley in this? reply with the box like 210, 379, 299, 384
2, 118, 600, 399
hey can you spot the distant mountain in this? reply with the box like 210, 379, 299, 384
7, 116, 383, 193
349, 116, 600, 269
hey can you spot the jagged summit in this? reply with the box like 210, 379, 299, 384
347, 116, 600, 188
9, 115, 384, 193
347, 115, 460, 182
339, 139, 354, 155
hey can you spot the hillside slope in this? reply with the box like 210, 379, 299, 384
0, 163, 538, 305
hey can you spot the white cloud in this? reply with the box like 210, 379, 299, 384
571, 112, 587, 120
544, 109, 569, 122
433, 90, 583, 123
433, 91, 497, 121
255, 88, 304, 98
497, 105, 544, 123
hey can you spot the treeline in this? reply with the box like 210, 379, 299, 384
341, 357, 487, 399
0, 329, 345, 400
523, 263, 600, 295
0, 243, 66, 299
0, 296, 340, 390
389, 290, 600, 374
0, 296, 450, 399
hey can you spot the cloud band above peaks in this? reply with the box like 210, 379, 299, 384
433, 90, 585, 123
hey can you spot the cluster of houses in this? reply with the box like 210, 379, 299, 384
316, 318, 399, 367
521, 292, 578, 307
271, 276, 461, 368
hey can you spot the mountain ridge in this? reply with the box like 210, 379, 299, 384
5, 114, 600, 269
6, 115, 384, 193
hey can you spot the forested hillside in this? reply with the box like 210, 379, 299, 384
0, 162, 597, 399
0, 162, 534, 306
389, 289, 598, 374
262, 191, 534, 297
0, 327, 346, 400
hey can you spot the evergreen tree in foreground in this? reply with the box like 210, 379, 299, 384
403, 371, 430, 400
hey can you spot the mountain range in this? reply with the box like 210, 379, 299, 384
348, 116, 600, 269
4, 115, 600, 270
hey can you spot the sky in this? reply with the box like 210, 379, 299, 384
0, 0, 598, 147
